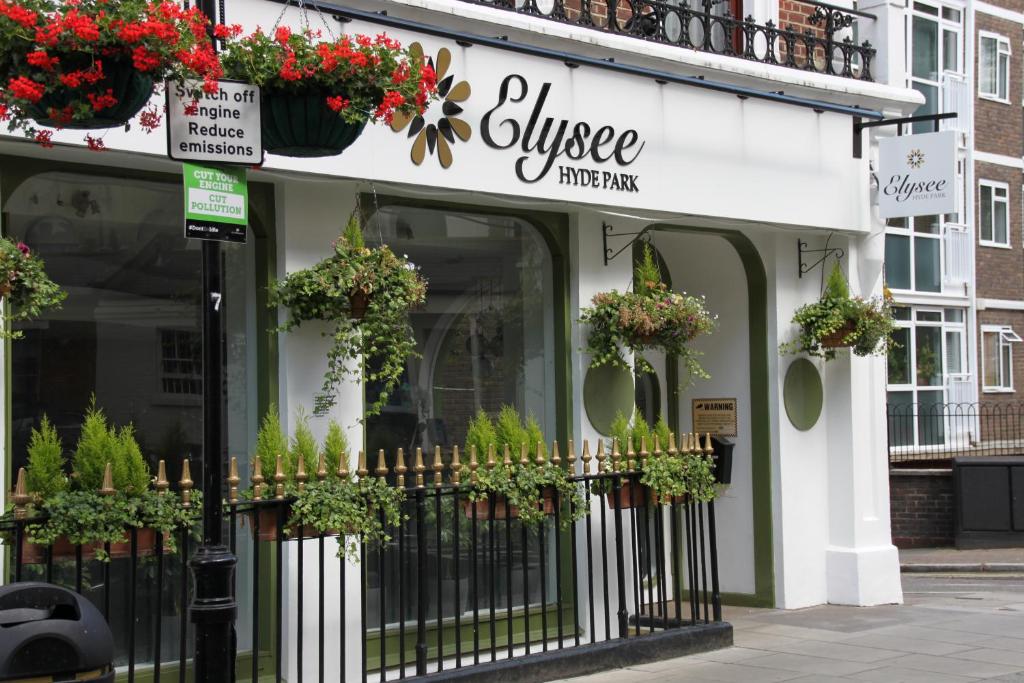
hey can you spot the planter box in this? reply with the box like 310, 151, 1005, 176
245, 506, 339, 542
18, 527, 167, 564
462, 489, 555, 520
605, 481, 684, 509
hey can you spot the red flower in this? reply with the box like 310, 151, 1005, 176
274, 26, 291, 45
131, 46, 162, 72
0, 104, 8, 122
213, 23, 242, 39
46, 106, 74, 125
326, 95, 350, 112
279, 52, 302, 81
8, 76, 45, 103
25, 51, 58, 71
87, 89, 118, 111
183, 100, 199, 116
16, 242, 30, 256
85, 134, 106, 151
356, 34, 372, 47
34, 130, 54, 148
0, 1, 37, 29
64, 9, 100, 41
138, 104, 161, 132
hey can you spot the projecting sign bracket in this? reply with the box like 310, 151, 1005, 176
852, 111, 957, 158
797, 237, 844, 279
603, 222, 651, 266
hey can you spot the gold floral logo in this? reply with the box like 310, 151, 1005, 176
391, 44, 471, 169
907, 149, 925, 169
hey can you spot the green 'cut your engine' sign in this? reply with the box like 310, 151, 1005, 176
183, 163, 247, 243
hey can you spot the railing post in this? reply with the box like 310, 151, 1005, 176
611, 470, 628, 637
415, 449, 428, 676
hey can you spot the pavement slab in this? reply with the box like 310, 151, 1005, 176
562, 574, 1024, 683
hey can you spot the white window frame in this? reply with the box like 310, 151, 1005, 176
979, 180, 1010, 248
981, 325, 1020, 393
979, 31, 1011, 103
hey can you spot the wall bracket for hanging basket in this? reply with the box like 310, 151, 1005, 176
603, 222, 651, 266
797, 238, 844, 279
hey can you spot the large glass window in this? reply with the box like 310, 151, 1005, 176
979, 181, 1009, 246
909, 1, 962, 132
982, 325, 1020, 392
887, 306, 967, 447
885, 216, 941, 292
979, 33, 1011, 101
2, 167, 261, 670
362, 203, 558, 630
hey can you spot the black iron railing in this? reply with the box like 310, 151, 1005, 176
452, 0, 874, 81
888, 401, 1024, 464
2, 442, 723, 681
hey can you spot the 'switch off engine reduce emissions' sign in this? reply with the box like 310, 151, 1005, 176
183, 163, 247, 243
167, 80, 262, 165
877, 130, 956, 219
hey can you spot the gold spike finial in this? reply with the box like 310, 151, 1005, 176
295, 455, 308, 493
652, 434, 661, 457
100, 462, 115, 496
12, 467, 30, 520
414, 447, 426, 488
180, 459, 194, 508
668, 432, 678, 456
567, 440, 576, 468
357, 451, 369, 479
704, 433, 714, 456
433, 445, 444, 488
469, 445, 479, 484
317, 454, 328, 482
610, 438, 621, 473
155, 459, 170, 496
582, 439, 593, 475
486, 444, 497, 470
503, 444, 513, 467
551, 440, 561, 467
395, 448, 407, 488
375, 449, 389, 479
626, 437, 636, 472
337, 451, 349, 481
520, 442, 530, 467
252, 459, 265, 501
451, 445, 462, 486
274, 454, 286, 499
227, 457, 240, 503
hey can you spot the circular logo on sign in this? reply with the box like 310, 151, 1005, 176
391, 44, 472, 169
907, 149, 925, 169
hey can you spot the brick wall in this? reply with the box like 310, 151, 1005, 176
975, 162, 1024, 301
890, 469, 954, 548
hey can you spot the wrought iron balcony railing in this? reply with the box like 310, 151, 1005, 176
455, 0, 876, 82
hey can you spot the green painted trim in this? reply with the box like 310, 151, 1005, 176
646, 224, 775, 608
718, 591, 775, 609
364, 604, 576, 670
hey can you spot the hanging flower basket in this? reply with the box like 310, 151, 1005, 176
0, 237, 65, 340
348, 288, 370, 320
819, 320, 857, 349
24, 57, 154, 130
260, 90, 367, 158
218, 25, 439, 158
0, 0, 222, 146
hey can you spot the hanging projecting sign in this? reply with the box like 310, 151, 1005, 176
877, 130, 956, 219
167, 80, 262, 165
183, 163, 248, 243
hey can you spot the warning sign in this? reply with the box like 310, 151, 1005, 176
167, 80, 262, 165
183, 163, 247, 243
692, 398, 737, 437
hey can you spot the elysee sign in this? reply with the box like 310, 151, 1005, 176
877, 131, 956, 219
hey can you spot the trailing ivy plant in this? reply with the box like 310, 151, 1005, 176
268, 214, 427, 416
780, 262, 895, 361
580, 244, 715, 382
465, 407, 585, 528
289, 475, 404, 561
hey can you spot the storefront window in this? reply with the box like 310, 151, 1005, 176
362, 203, 557, 628
2, 167, 260, 669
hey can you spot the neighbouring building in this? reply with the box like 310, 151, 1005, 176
0, 0, 924, 679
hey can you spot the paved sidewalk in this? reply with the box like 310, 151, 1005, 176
900, 547, 1024, 573
557, 575, 1024, 682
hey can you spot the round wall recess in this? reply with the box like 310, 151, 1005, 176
584, 363, 635, 436
783, 358, 823, 431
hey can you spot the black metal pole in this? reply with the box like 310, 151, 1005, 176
190, 238, 238, 682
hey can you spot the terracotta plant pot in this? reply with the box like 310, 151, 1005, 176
260, 91, 368, 157
18, 527, 167, 564
245, 506, 338, 542
26, 56, 154, 130
820, 321, 857, 348
604, 481, 684, 509
348, 289, 370, 320
462, 488, 556, 520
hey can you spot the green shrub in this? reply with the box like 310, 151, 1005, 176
289, 410, 319, 479
115, 424, 150, 495
322, 420, 349, 474
72, 401, 117, 491
465, 410, 498, 461
255, 405, 288, 482
25, 415, 66, 500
